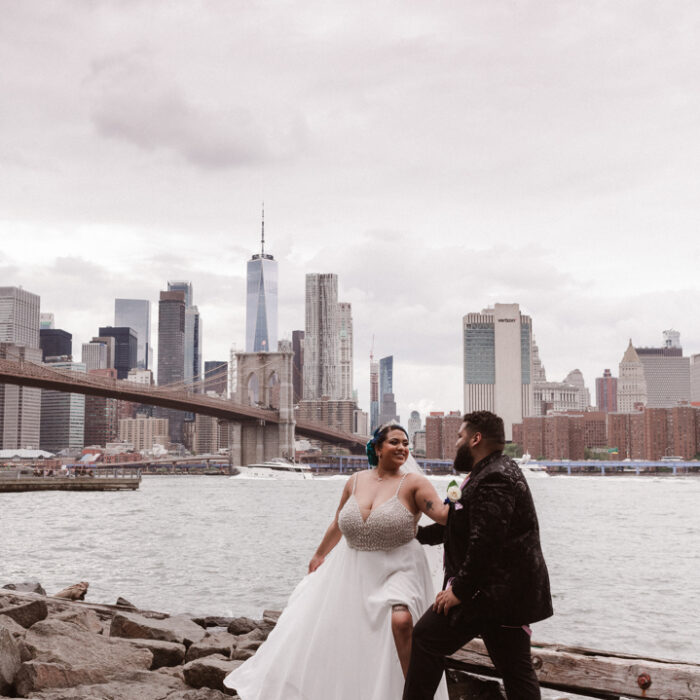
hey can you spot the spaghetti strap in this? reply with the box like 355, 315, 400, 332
394, 473, 408, 496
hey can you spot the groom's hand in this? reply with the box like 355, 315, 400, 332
433, 588, 461, 615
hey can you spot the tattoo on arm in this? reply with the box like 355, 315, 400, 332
424, 499, 434, 512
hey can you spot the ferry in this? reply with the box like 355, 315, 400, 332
515, 453, 548, 476
232, 458, 313, 481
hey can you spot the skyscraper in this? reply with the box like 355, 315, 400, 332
617, 333, 691, 411
40, 359, 86, 453
115, 299, 151, 369
407, 410, 422, 443
167, 281, 202, 387
616, 340, 647, 412
692, 355, 700, 404
378, 355, 399, 425
0, 287, 40, 347
369, 352, 379, 431
596, 369, 618, 413
462, 303, 533, 441
203, 360, 228, 397
98, 327, 137, 379
0, 287, 41, 449
39, 329, 72, 360
636, 336, 690, 408
292, 330, 305, 404
81, 340, 109, 371
337, 302, 353, 400
158, 290, 186, 443
246, 209, 278, 353
303, 273, 339, 399
563, 369, 591, 410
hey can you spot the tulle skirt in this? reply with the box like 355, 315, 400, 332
224, 537, 448, 700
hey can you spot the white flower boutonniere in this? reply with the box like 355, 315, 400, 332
445, 479, 462, 503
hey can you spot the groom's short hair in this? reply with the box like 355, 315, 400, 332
463, 411, 505, 449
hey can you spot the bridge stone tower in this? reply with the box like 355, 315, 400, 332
231, 343, 294, 466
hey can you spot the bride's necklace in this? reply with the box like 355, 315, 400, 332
373, 468, 393, 481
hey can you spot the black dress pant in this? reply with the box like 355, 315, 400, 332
402, 607, 541, 700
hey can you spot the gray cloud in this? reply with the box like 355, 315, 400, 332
88, 53, 308, 168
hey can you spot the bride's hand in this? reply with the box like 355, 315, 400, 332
308, 554, 325, 573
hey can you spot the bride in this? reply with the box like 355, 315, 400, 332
224, 423, 450, 699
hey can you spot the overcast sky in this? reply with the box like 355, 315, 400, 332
2, 1, 699, 422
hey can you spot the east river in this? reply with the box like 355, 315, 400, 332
2, 473, 699, 668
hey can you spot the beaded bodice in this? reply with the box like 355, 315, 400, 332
338, 473, 418, 552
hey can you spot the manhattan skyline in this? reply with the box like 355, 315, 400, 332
2, 3, 699, 423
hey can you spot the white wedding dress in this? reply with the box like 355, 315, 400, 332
224, 472, 448, 699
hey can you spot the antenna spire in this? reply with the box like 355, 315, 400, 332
261, 202, 265, 255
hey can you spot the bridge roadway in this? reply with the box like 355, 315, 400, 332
0, 358, 367, 451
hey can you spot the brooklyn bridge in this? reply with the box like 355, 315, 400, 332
0, 356, 368, 463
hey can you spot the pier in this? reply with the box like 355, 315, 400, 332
0, 470, 141, 492
448, 637, 700, 699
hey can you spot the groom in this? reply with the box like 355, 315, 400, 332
403, 411, 552, 700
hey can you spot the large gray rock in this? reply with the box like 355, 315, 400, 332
15, 618, 152, 695
183, 654, 242, 696
186, 630, 237, 662
0, 613, 27, 639
2, 581, 46, 596
0, 628, 21, 695
192, 615, 234, 629
22, 669, 188, 699
110, 611, 206, 647
226, 616, 258, 636
53, 609, 103, 635
230, 627, 267, 661
124, 638, 187, 669
0, 599, 48, 628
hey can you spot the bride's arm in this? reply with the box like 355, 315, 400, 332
410, 474, 449, 525
308, 474, 354, 573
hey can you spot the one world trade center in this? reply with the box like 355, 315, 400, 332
245, 206, 278, 352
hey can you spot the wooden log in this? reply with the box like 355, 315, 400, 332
448, 638, 700, 700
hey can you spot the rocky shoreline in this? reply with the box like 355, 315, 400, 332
0, 581, 505, 700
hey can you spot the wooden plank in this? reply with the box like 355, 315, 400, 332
448, 639, 700, 699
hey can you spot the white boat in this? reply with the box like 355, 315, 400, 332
232, 458, 313, 480
516, 453, 548, 476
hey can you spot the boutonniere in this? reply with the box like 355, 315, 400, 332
444, 480, 462, 505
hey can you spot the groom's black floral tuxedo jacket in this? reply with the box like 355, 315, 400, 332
418, 451, 553, 627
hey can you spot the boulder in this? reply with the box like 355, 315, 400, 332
115, 596, 137, 609
262, 609, 281, 625
22, 669, 188, 699
124, 638, 187, 669
2, 581, 46, 595
230, 628, 267, 661
53, 582, 89, 601
0, 628, 22, 695
183, 654, 242, 696
0, 598, 48, 628
192, 615, 235, 629
16, 618, 152, 694
110, 611, 207, 647
0, 613, 27, 639
226, 616, 259, 636
53, 609, 103, 635
186, 630, 237, 662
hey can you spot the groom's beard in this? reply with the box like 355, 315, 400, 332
453, 442, 475, 473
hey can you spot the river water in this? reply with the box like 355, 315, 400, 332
2, 473, 699, 668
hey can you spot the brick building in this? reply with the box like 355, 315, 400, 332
425, 411, 462, 460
